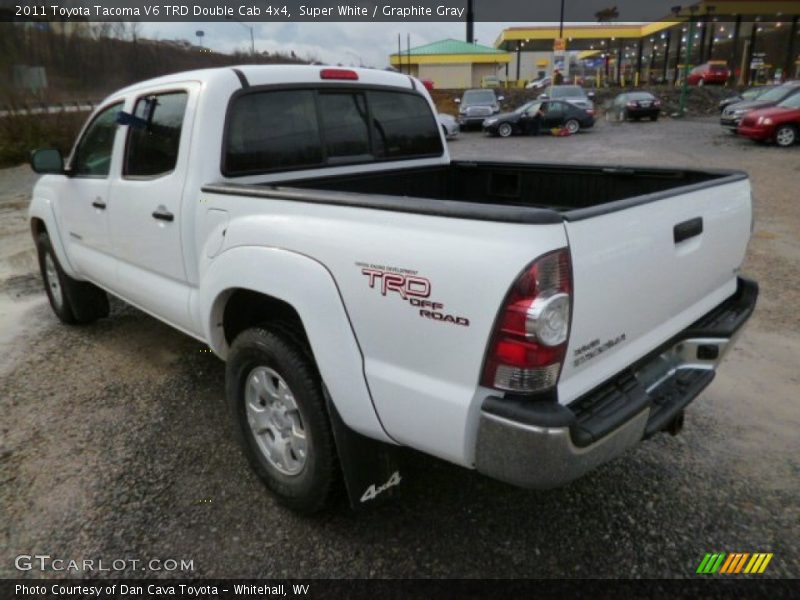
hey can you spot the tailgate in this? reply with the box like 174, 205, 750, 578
557, 178, 752, 405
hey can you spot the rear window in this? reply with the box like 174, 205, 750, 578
550, 86, 584, 98
710, 64, 728, 72
224, 88, 442, 175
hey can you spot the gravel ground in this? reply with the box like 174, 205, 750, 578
1, 117, 798, 580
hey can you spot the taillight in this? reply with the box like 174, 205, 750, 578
481, 249, 573, 394
320, 68, 358, 80
586, 109, 595, 116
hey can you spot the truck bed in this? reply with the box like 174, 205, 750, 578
206, 161, 745, 223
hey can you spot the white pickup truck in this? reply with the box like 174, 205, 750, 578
29, 65, 757, 513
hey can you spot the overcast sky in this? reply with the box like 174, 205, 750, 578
139, 22, 524, 67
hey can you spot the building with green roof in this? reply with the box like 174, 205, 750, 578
390, 39, 511, 89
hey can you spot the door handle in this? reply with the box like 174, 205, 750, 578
152, 208, 174, 222
674, 217, 703, 244
92, 200, 106, 210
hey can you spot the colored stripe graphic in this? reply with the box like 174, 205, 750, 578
697, 553, 726, 574
698, 552, 774, 574
744, 553, 774, 574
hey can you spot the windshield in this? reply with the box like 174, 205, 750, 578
778, 93, 800, 109
549, 86, 585, 98
627, 92, 655, 101
759, 86, 795, 102
462, 90, 496, 105
710, 64, 728, 72
514, 101, 540, 114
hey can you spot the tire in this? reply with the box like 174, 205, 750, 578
36, 232, 109, 325
226, 326, 339, 514
774, 125, 797, 147
565, 119, 580, 134
497, 122, 513, 138
619, 108, 627, 122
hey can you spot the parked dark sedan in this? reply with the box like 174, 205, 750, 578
718, 85, 777, 112
482, 100, 594, 137
611, 91, 662, 121
720, 81, 800, 131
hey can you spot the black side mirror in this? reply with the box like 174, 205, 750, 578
30, 148, 64, 174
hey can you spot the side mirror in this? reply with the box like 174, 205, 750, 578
538, 94, 549, 100
588, 91, 596, 99
454, 98, 461, 104
497, 95, 505, 102
30, 148, 64, 174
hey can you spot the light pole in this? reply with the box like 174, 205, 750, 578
678, 4, 698, 116
227, 18, 255, 56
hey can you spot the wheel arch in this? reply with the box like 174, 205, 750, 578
29, 194, 79, 278
199, 245, 392, 443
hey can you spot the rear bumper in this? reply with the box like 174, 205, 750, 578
475, 277, 758, 489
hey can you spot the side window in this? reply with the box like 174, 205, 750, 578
225, 90, 322, 175
72, 102, 122, 177
318, 92, 370, 161
125, 92, 188, 177
368, 91, 442, 159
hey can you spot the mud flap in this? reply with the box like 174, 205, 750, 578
325, 395, 402, 510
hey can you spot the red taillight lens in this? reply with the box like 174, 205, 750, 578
481, 249, 572, 393
320, 68, 359, 80
586, 109, 595, 116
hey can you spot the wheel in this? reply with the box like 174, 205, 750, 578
565, 119, 580, 134
619, 108, 627, 121
774, 125, 796, 147
497, 122, 513, 137
36, 232, 109, 325
226, 326, 339, 514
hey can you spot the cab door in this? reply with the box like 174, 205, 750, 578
106, 84, 198, 333
59, 101, 124, 283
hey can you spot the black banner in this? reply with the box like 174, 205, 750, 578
3, 579, 799, 600
3, 0, 792, 23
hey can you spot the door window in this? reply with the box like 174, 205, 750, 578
72, 102, 122, 177
124, 92, 188, 177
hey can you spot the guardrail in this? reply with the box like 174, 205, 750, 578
0, 100, 99, 118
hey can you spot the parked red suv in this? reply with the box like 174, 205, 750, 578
687, 61, 730, 86
738, 92, 800, 147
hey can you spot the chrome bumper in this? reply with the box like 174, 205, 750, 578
475, 277, 758, 489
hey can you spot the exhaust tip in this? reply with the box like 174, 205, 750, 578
666, 410, 685, 436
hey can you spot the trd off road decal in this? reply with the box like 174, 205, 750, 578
355, 262, 470, 326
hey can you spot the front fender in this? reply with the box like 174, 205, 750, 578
28, 183, 78, 278
197, 245, 392, 443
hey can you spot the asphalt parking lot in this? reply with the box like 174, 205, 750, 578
1, 116, 798, 579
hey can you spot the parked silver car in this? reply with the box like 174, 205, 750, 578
437, 113, 460, 139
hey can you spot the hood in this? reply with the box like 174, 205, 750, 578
745, 105, 800, 119
488, 111, 521, 122
727, 99, 777, 111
